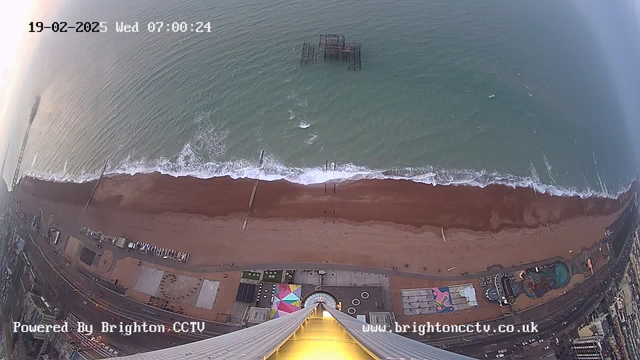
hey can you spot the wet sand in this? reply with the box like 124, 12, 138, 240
15, 174, 635, 275
19, 174, 632, 231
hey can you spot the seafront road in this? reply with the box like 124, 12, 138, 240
19, 225, 240, 354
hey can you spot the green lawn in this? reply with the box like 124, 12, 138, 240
241, 271, 261, 280
262, 270, 283, 282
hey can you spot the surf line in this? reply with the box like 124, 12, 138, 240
244, 150, 265, 230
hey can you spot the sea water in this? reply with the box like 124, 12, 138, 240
5, 0, 640, 198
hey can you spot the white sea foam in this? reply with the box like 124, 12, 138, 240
305, 133, 318, 145
592, 151, 608, 195
20, 108, 629, 201
529, 162, 540, 183
286, 91, 297, 100
288, 110, 296, 120
191, 111, 229, 158
23, 153, 632, 200
542, 154, 556, 184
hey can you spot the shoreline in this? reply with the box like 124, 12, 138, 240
23, 164, 634, 200
17, 173, 634, 232
13, 172, 635, 276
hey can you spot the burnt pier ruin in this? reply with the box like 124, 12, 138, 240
300, 34, 362, 70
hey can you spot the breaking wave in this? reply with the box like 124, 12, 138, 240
22, 144, 631, 200
304, 133, 318, 144
542, 154, 557, 184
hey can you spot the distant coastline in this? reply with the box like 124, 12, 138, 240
0, 176, 8, 206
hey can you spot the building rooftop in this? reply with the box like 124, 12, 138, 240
29, 292, 53, 316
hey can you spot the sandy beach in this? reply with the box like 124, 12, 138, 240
15, 174, 634, 275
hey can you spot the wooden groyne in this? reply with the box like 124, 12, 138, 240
83, 157, 110, 213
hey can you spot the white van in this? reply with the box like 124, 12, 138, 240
50, 228, 61, 244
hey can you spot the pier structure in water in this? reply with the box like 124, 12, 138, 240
300, 34, 362, 70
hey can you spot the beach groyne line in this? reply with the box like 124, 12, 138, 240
244, 179, 259, 230
248, 180, 259, 211
83, 157, 109, 213
244, 150, 265, 229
